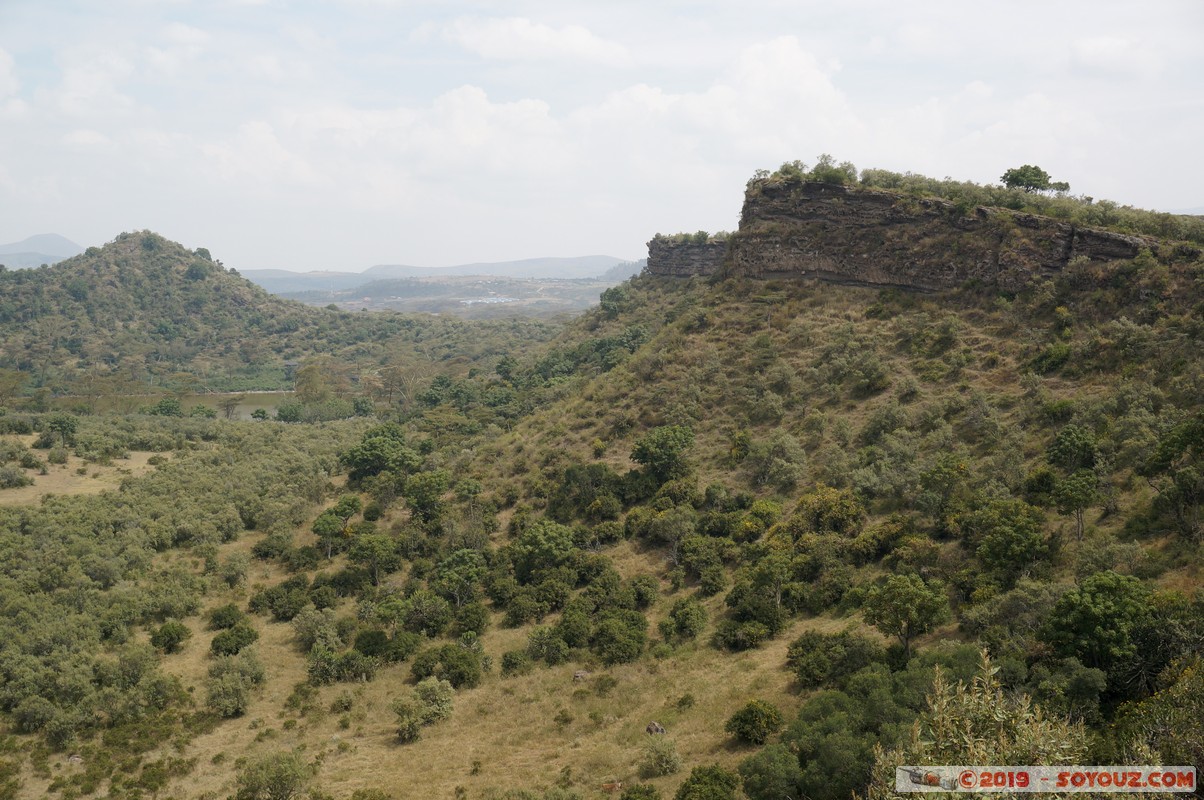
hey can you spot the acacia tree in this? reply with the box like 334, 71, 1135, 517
1001, 164, 1070, 193
46, 413, 78, 447
631, 425, 695, 484
235, 751, 310, 800
858, 653, 1088, 800
1054, 470, 1099, 539
862, 574, 949, 659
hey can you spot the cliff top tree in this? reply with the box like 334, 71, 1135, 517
1001, 164, 1070, 194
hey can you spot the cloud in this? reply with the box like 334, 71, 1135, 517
201, 121, 319, 187
61, 129, 111, 148
1071, 37, 1162, 78
443, 17, 630, 65
53, 48, 135, 116
0, 48, 18, 99
144, 23, 210, 76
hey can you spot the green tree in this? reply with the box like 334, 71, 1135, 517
780, 485, 865, 539
725, 699, 783, 745
674, 764, 741, 800
348, 533, 401, 585
1000, 164, 1069, 193
1047, 425, 1098, 472
786, 629, 886, 690
590, 610, 648, 665
1044, 570, 1152, 679
342, 424, 422, 482
211, 623, 259, 656
509, 518, 576, 583
739, 744, 804, 800
404, 470, 450, 525
659, 597, 707, 642
962, 498, 1049, 587
46, 413, 78, 447
632, 425, 695, 484
235, 751, 310, 800
150, 620, 191, 653
1141, 412, 1204, 542
621, 785, 662, 800
862, 574, 949, 659
431, 548, 487, 607
1054, 470, 1098, 539
858, 653, 1088, 800
413, 676, 455, 723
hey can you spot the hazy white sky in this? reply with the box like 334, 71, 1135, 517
1, 1, 1201, 271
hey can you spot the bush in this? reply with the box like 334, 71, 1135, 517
393, 700, 424, 743
206, 651, 266, 718
639, 736, 681, 778
208, 603, 248, 630
590, 610, 648, 665
527, 628, 570, 666
0, 465, 32, 489
413, 676, 455, 723
674, 765, 741, 800
724, 699, 783, 745
501, 650, 534, 676
621, 786, 661, 800
659, 597, 707, 642
234, 752, 309, 800
150, 620, 191, 653
410, 644, 482, 688
739, 744, 804, 800
211, 623, 259, 656
786, 629, 886, 689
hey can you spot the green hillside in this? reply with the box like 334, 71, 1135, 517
0, 231, 561, 400
0, 180, 1200, 800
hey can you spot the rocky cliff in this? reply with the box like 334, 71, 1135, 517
645, 237, 729, 278
647, 179, 1157, 292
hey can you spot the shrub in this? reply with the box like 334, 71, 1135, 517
621, 786, 661, 800
724, 699, 783, 745
413, 677, 455, 723
206, 651, 266, 718
659, 597, 707, 642
410, 644, 482, 688
786, 630, 886, 689
639, 736, 681, 778
211, 623, 259, 656
0, 465, 32, 489
674, 765, 741, 800
590, 610, 648, 665
234, 751, 309, 800
150, 620, 191, 654
501, 650, 534, 676
739, 744, 803, 800
393, 700, 424, 743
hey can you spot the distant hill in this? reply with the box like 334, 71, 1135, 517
242, 255, 632, 295
0, 231, 561, 394
0, 233, 83, 268
600, 258, 646, 281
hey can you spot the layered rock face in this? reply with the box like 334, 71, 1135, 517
647, 180, 1153, 292
644, 237, 728, 278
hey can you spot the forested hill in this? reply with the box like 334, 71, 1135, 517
0, 231, 562, 397
0, 182, 1201, 800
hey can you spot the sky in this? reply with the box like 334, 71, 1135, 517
1, 1, 1201, 272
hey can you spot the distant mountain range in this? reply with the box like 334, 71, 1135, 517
242, 255, 643, 295
0, 233, 84, 268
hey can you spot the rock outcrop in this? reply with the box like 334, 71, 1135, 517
647, 180, 1155, 292
645, 237, 728, 278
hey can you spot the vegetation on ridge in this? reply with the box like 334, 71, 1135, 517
742, 155, 1204, 245
0, 163, 1199, 799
